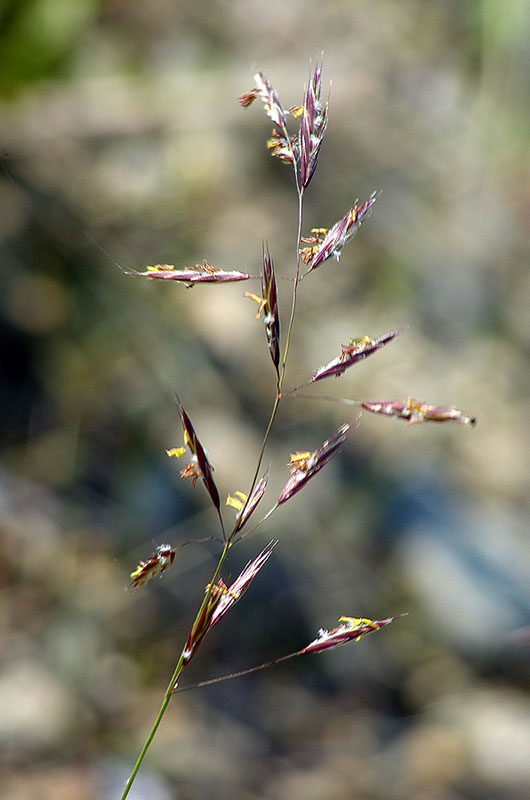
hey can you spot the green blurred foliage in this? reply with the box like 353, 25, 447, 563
0, 0, 101, 96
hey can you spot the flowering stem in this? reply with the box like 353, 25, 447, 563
119, 540, 232, 800
121, 136, 306, 800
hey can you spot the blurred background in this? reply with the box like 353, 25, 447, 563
1, 1, 529, 798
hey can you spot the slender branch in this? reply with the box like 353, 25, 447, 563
174, 650, 300, 693
283, 393, 364, 406
278, 187, 305, 391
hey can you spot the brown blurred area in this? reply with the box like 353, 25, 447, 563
1, 1, 529, 798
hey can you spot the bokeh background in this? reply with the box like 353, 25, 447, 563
1, 1, 529, 798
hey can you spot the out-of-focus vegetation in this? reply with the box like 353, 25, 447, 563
1, 1, 529, 798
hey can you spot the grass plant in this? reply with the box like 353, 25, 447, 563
119, 62, 475, 799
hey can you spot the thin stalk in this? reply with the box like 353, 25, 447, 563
174, 649, 300, 693
120, 693, 172, 798
284, 393, 363, 407
279, 187, 304, 389
236, 391, 279, 531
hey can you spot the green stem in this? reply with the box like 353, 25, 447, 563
120, 693, 172, 799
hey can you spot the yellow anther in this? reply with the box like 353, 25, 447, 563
244, 292, 267, 318
166, 447, 186, 458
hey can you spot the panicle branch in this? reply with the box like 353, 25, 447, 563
175, 614, 400, 693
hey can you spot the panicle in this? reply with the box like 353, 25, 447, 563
299, 58, 329, 189
301, 615, 397, 655
278, 422, 355, 505
311, 330, 400, 382
302, 192, 380, 271
362, 396, 477, 426
133, 261, 251, 285
129, 544, 176, 589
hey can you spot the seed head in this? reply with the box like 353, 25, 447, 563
133, 261, 251, 285
129, 544, 176, 589
301, 615, 398, 655
311, 330, 400, 382
362, 397, 477, 426
278, 423, 355, 505
302, 193, 380, 272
